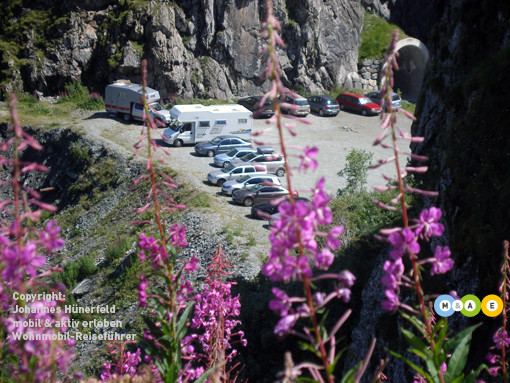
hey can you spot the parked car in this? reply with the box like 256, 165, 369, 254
231, 147, 286, 177
250, 197, 310, 219
213, 147, 258, 168
207, 164, 267, 186
194, 135, 252, 157
365, 91, 403, 109
280, 94, 310, 117
232, 183, 296, 207
237, 96, 275, 118
221, 174, 282, 196
307, 95, 340, 117
336, 92, 382, 116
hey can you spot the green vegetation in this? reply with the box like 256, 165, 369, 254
359, 11, 407, 61
58, 82, 104, 111
53, 255, 98, 288
105, 236, 133, 265
337, 149, 374, 194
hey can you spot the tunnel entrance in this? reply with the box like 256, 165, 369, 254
394, 38, 429, 103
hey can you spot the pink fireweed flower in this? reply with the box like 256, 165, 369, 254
139, 275, 147, 307
269, 287, 293, 317
382, 289, 400, 312
493, 329, 510, 350
274, 313, 300, 337
39, 220, 65, 251
430, 246, 454, 275
414, 207, 444, 240
183, 255, 198, 271
315, 248, 334, 270
387, 228, 420, 260
2, 242, 46, 283
298, 146, 319, 172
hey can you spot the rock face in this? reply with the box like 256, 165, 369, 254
3, 0, 364, 99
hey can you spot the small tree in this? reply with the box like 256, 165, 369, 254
337, 148, 374, 194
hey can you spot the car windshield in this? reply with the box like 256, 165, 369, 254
150, 102, 163, 111
224, 163, 234, 171
168, 120, 184, 132
210, 137, 223, 144
249, 183, 264, 191
359, 97, 372, 105
296, 100, 308, 106
240, 153, 256, 161
237, 176, 250, 183
225, 149, 237, 156
326, 100, 337, 105
392, 94, 400, 101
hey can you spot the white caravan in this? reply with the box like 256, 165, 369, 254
105, 82, 172, 125
162, 104, 253, 147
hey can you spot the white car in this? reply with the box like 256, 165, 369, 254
221, 174, 281, 196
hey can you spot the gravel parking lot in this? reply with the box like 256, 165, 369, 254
81, 108, 412, 273
138, 110, 413, 197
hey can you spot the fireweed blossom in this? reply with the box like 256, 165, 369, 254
486, 241, 510, 380
372, 30, 453, 317
0, 94, 73, 381
370, 30, 490, 383
257, 2, 368, 382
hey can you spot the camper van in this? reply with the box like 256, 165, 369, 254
162, 104, 253, 147
105, 82, 172, 125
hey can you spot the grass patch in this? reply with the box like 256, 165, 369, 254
53, 255, 98, 288
105, 236, 133, 265
359, 11, 407, 61
58, 81, 105, 111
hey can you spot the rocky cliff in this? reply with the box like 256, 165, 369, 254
0, 0, 364, 99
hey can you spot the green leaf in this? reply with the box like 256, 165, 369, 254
388, 350, 435, 383
401, 328, 432, 358
296, 377, 320, 383
176, 302, 195, 340
339, 361, 362, 383
194, 367, 215, 383
444, 324, 481, 382
463, 364, 490, 383
298, 341, 321, 358
401, 312, 429, 340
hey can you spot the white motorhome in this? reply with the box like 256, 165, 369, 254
162, 104, 253, 147
105, 82, 172, 125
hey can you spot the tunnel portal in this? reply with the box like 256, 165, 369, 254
394, 38, 429, 103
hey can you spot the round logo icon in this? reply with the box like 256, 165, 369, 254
452, 300, 463, 312
481, 294, 503, 317
461, 295, 481, 317
434, 295, 455, 317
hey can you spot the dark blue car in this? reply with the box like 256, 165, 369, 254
307, 95, 340, 117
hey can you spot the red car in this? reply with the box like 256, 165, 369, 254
336, 92, 382, 116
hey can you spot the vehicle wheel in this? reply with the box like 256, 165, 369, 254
207, 150, 215, 157
223, 161, 231, 169
217, 179, 226, 187
123, 113, 130, 122
319, 109, 325, 117
244, 197, 254, 207
276, 168, 285, 177
361, 109, 367, 116
173, 139, 183, 148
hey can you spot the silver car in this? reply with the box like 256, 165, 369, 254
213, 148, 257, 168
207, 164, 268, 186
221, 174, 282, 196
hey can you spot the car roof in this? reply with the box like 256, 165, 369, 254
338, 92, 365, 99
310, 95, 336, 101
